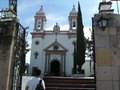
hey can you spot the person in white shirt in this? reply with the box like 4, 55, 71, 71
25, 69, 45, 90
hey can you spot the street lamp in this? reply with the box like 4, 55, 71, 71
98, 15, 109, 30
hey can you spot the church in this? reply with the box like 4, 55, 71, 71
28, 5, 93, 76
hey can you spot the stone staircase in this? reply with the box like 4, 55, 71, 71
43, 76, 96, 90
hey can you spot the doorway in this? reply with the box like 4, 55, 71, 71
51, 60, 60, 76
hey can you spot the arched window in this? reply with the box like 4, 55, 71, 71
73, 21, 76, 27
37, 19, 41, 29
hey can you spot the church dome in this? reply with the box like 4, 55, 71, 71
70, 5, 77, 16
36, 6, 45, 16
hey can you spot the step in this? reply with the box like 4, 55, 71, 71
44, 76, 95, 80
44, 77, 95, 84
46, 83, 96, 88
43, 76, 96, 90
44, 79, 95, 84
46, 87, 95, 90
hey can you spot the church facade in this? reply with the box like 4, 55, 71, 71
28, 6, 93, 76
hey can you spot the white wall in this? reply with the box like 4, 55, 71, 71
82, 60, 94, 76
29, 31, 94, 76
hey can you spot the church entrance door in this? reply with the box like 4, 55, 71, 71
51, 60, 60, 76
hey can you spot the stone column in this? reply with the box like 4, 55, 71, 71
44, 53, 47, 74
93, 14, 120, 90
64, 54, 66, 75
48, 54, 50, 75
0, 21, 17, 90
61, 54, 64, 75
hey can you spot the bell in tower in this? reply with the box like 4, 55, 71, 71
68, 5, 77, 31
34, 6, 47, 32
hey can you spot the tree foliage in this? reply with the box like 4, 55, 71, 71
15, 26, 30, 74
85, 28, 95, 73
76, 2, 86, 73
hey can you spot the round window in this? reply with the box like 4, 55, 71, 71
53, 45, 59, 50
34, 40, 40, 45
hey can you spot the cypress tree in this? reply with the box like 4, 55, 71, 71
73, 41, 77, 73
76, 2, 86, 73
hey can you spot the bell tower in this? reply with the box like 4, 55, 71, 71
68, 5, 77, 31
34, 6, 47, 32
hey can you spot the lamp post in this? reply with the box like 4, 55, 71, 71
98, 15, 109, 30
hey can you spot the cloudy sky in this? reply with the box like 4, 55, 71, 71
0, 0, 120, 63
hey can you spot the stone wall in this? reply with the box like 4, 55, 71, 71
93, 14, 120, 90
0, 21, 17, 90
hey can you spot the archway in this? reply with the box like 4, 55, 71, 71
51, 60, 60, 76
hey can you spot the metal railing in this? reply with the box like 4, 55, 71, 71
11, 22, 26, 90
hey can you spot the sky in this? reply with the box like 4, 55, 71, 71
0, 0, 120, 63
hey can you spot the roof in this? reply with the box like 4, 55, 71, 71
98, 1, 112, 10
44, 40, 68, 52
36, 6, 45, 16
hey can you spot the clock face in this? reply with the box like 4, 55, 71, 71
53, 23, 60, 33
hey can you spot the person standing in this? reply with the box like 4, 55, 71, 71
25, 69, 45, 90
